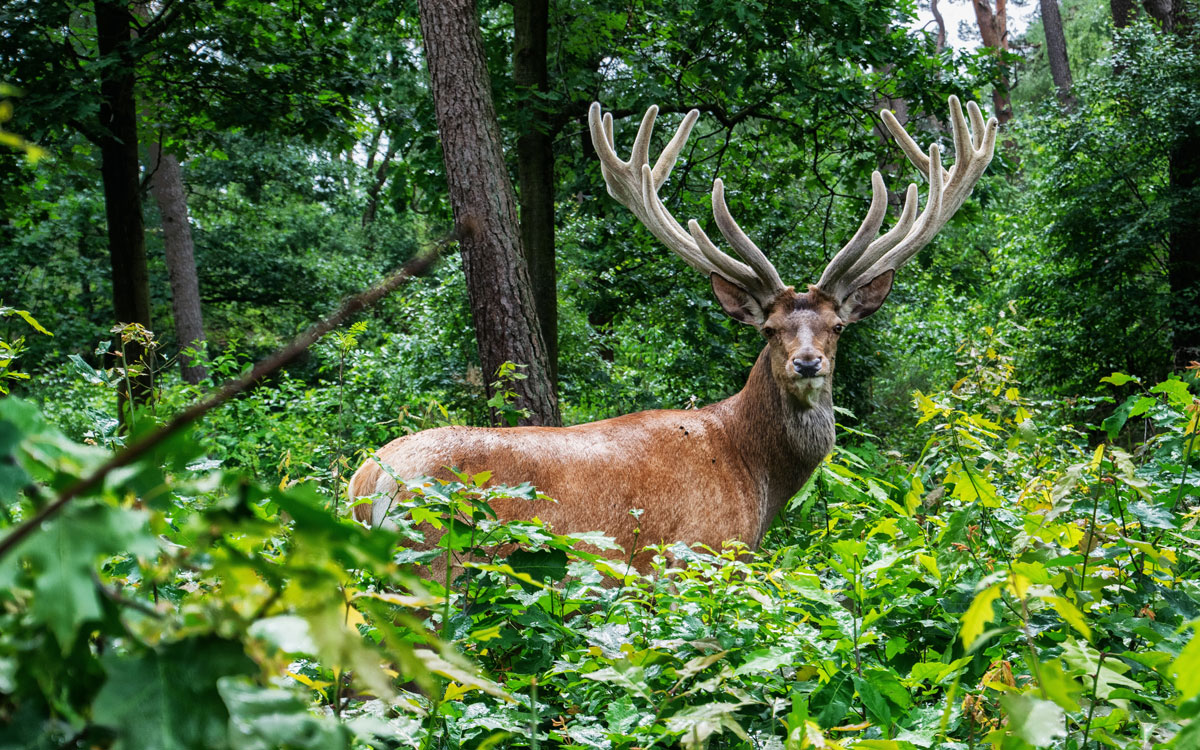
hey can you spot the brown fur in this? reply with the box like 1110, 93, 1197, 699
351, 285, 889, 571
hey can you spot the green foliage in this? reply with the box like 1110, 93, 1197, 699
5, 0, 1200, 746
0, 305, 51, 395
1000, 19, 1200, 393
4, 315, 1200, 747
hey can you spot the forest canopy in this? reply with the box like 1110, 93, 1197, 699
2, 0, 1199, 747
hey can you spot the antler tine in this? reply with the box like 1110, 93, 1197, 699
818, 96, 998, 301
638, 164, 727, 275
588, 102, 786, 305
687, 217, 763, 291
815, 171, 889, 292
840, 183, 920, 284
845, 144, 949, 292
711, 179, 787, 294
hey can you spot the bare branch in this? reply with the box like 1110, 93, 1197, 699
0, 244, 446, 562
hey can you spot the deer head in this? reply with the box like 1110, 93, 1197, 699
588, 98, 998, 407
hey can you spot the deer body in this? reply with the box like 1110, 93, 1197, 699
352, 97, 996, 569
352, 346, 834, 565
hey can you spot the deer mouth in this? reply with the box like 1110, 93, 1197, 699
787, 373, 826, 397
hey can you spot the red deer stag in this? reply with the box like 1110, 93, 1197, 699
351, 96, 997, 570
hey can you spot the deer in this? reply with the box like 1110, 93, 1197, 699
350, 96, 997, 572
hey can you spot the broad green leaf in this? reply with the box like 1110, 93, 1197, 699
812, 670, 854, 728
1173, 625, 1200, 701
664, 702, 749, 750
93, 637, 255, 750
951, 469, 1001, 508
505, 547, 569, 586
908, 657, 973, 684
413, 648, 514, 702
903, 475, 924, 516
961, 583, 1002, 649
917, 553, 940, 580
582, 663, 652, 701
1100, 372, 1139, 386
735, 647, 799, 676
852, 674, 892, 726
5, 502, 157, 650
217, 678, 351, 750
914, 391, 942, 425
1000, 693, 1066, 745
1046, 596, 1092, 640
1127, 499, 1176, 530
3, 306, 52, 335
1150, 378, 1192, 407
1061, 637, 1144, 699
673, 650, 729, 682
1037, 659, 1081, 713
1102, 395, 1140, 441
885, 637, 910, 661
1128, 395, 1158, 417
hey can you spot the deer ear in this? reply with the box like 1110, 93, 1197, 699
840, 270, 894, 323
711, 273, 766, 327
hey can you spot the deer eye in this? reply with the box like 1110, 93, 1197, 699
833, 324, 845, 334
761, 326, 776, 338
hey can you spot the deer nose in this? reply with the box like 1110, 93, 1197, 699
793, 357, 823, 377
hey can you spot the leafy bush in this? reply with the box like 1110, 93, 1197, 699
3, 316, 1199, 748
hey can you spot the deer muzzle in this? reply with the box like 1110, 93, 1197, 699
792, 356, 824, 378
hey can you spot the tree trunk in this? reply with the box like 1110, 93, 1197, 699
417, 0, 561, 426
1111, 0, 1135, 27
1040, 0, 1076, 108
1169, 140, 1200, 369
362, 136, 398, 227
513, 0, 558, 388
146, 141, 207, 384
970, 0, 1013, 123
930, 0, 948, 52
95, 0, 152, 409
1114, 0, 1198, 368
1168, 3, 1198, 368
1144, 0, 1174, 29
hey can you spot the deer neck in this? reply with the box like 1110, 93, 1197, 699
718, 346, 836, 542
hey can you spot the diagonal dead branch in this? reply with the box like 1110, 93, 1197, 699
0, 240, 449, 562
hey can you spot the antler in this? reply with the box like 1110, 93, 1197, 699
816, 96, 999, 302
588, 103, 787, 307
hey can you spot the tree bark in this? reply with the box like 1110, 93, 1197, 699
1169, 140, 1200, 369
970, 0, 1013, 123
95, 0, 152, 408
513, 0, 558, 388
1168, 3, 1198, 368
1113, 0, 1198, 367
362, 136, 398, 227
930, 0, 948, 51
1144, 0, 1174, 29
1111, 0, 1174, 29
417, 0, 561, 426
1040, 0, 1076, 108
146, 141, 207, 383
1111, 0, 1135, 27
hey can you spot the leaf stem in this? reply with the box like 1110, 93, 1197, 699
1080, 650, 1108, 749
1172, 424, 1198, 513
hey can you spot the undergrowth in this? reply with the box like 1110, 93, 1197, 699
2, 314, 1199, 749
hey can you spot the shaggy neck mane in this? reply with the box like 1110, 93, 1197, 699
709, 346, 836, 541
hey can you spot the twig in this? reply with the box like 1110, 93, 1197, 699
92, 571, 164, 619
0, 244, 446, 562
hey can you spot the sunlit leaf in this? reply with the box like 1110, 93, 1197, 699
961, 584, 1002, 649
